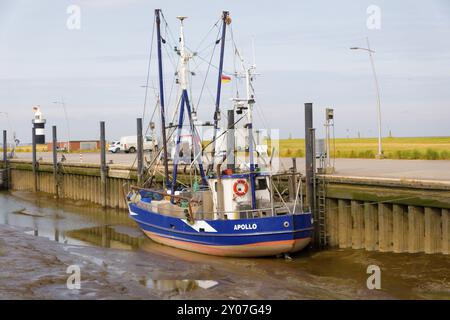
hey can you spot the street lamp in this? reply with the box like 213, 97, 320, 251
350, 37, 383, 158
53, 97, 71, 152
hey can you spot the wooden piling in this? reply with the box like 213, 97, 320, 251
424, 207, 441, 254
326, 198, 339, 247
351, 200, 364, 249
3, 130, 8, 189
137, 118, 144, 185
100, 121, 107, 208
408, 206, 425, 253
364, 203, 378, 251
378, 203, 394, 252
52, 126, 58, 198
442, 209, 449, 255
392, 204, 408, 253
338, 199, 352, 248
32, 127, 37, 192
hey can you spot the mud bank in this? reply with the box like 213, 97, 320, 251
0, 224, 378, 300
0, 191, 449, 300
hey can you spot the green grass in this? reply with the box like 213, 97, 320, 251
0, 146, 108, 153
274, 136, 450, 160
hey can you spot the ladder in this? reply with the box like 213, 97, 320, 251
316, 175, 328, 248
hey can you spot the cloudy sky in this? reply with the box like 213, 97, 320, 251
0, 0, 449, 143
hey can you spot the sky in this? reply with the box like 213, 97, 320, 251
0, 0, 449, 143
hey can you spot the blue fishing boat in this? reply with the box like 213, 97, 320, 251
127, 9, 313, 257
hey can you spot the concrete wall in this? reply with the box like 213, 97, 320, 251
324, 175, 450, 254
7, 160, 136, 210
3, 160, 449, 254
325, 200, 449, 255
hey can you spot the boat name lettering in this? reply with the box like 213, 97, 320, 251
234, 223, 257, 231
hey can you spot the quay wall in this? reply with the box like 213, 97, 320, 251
1, 160, 448, 254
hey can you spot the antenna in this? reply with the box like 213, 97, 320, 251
251, 36, 256, 67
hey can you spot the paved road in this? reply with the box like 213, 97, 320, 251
8, 152, 450, 181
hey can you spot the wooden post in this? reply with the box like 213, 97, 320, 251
408, 206, 425, 253
32, 127, 38, 192
137, 118, 144, 185
2, 130, 7, 189
304, 103, 318, 245
378, 203, 394, 252
100, 121, 107, 208
52, 126, 59, 198
424, 207, 441, 254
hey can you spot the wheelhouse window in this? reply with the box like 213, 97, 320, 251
255, 178, 268, 190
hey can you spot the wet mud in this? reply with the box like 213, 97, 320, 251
0, 191, 448, 300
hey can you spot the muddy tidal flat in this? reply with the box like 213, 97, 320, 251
0, 191, 449, 300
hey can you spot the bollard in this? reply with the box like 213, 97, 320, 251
137, 118, 144, 185
52, 126, 59, 198
100, 121, 107, 207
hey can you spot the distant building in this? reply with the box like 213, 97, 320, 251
47, 140, 100, 151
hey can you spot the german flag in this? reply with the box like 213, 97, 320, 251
221, 74, 231, 83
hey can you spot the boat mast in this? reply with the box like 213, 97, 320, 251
210, 11, 229, 172
234, 49, 257, 210
155, 9, 170, 189
170, 16, 207, 200
245, 66, 257, 210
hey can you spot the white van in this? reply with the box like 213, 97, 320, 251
120, 135, 158, 153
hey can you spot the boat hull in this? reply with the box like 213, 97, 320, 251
128, 202, 313, 257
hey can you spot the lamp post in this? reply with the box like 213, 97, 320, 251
351, 37, 383, 158
53, 97, 71, 152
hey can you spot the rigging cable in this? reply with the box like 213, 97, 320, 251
141, 14, 157, 123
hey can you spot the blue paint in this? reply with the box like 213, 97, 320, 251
129, 202, 313, 247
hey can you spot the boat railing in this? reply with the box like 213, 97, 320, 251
194, 205, 295, 220
129, 185, 197, 223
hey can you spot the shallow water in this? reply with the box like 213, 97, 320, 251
0, 190, 448, 299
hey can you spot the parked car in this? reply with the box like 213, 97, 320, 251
108, 141, 121, 153
119, 135, 158, 153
